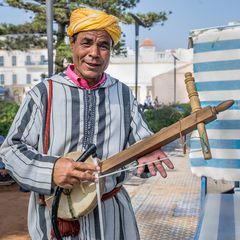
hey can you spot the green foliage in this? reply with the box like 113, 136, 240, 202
144, 103, 191, 133
55, 41, 73, 70
0, 101, 19, 137
171, 103, 192, 117
0, 0, 171, 72
112, 33, 127, 56
1, 34, 47, 51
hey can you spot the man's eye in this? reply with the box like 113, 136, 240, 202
81, 41, 91, 46
100, 44, 110, 50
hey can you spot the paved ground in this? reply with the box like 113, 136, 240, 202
0, 184, 30, 240
124, 149, 234, 240
124, 150, 201, 240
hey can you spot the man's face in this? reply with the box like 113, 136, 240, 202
70, 30, 112, 85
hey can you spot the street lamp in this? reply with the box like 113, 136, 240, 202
129, 13, 147, 101
171, 52, 179, 103
46, 0, 54, 77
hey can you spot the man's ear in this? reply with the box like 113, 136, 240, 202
69, 37, 74, 49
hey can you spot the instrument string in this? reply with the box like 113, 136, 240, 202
98, 157, 169, 179
93, 157, 105, 240
71, 136, 204, 184
94, 136, 204, 179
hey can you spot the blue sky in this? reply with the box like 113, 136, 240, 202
0, 0, 239, 50
123, 0, 240, 50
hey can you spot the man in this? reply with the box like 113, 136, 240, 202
0, 8, 174, 240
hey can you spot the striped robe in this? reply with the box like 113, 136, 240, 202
0, 73, 152, 240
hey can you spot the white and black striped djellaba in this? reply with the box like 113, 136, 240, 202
0, 72, 153, 240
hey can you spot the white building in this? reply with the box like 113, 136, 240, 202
107, 39, 193, 103
0, 49, 48, 85
0, 49, 49, 103
0, 39, 193, 104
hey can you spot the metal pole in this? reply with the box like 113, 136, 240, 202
46, 0, 53, 77
135, 22, 139, 100
174, 56, 176, 103
129, 13, 147, 101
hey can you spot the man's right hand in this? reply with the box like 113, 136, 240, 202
52, 157, 99, 189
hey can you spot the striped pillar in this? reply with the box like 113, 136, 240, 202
189, 24, 240, 181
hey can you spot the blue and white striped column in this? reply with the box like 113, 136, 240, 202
189, 24, 240, 181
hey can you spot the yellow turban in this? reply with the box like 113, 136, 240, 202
67, 8, 121, 46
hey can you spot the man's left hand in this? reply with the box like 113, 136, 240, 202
137, 149, 174, 178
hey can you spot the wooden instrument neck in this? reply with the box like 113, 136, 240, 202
99, 72, 234, 175
100, 105, 218, 174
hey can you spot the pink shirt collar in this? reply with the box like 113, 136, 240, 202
66, 64, 106, 90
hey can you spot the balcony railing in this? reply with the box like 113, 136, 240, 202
25, 61, 35, 65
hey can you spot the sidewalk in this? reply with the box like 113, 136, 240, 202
124, 149, 234, 240
124, 151, 201, 240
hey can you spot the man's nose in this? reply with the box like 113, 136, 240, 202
89, 45, 100, 58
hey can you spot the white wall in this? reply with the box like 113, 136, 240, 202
0, 49, 48, 86
107, 47, 193, 103
152, 64, 193, 104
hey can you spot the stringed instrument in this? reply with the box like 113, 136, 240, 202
46, 72, 234, 220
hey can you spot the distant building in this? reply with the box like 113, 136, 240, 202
152, 63, 193, 104
0, 39, 193, 104
0, 49, 49, 102
0, 49, 48, 85
107, 39, 193, 103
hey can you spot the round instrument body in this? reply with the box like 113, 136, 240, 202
46, 151, 104, 220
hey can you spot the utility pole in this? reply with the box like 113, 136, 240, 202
46, 0, 53, 77
171, 53, 179, 103
129, 14, 147, 101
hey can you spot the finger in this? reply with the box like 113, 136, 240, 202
74, 170, 97, 182
58, 182, 73, 189
149, 149, 168, 160
137, 165, 145, 175
156, 150, 168, 159
64, 184, 74, 190
73, 162, 99, 172
71, 176, 81, 186
147, 163, 157, 176
154, 161, 167, 178
161, 159, 174, 169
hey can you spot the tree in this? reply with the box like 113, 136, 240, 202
143, 103, 191, 133
0, 0, 171, 73
0, 100, 19, 136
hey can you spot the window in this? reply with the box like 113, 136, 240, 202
0, 56, 4, 66
12, 56, 17, 66
0, 74, 4, 85
26, 55, 32, 65
40, 55, 47, 65
26, 74, 31, 84
12, 74, 17, 84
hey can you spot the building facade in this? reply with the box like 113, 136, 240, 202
0, 39, 193, 104
0, 49, 49, 103
106, 39, 193, 103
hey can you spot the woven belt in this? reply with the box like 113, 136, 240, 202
101, 186, 122, 202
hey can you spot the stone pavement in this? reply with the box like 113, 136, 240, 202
124, 150, 201, 240
124, 149, 234, 240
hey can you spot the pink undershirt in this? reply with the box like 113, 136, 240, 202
65, 64, 106, 90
